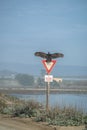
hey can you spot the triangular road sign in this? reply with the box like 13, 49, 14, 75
42, 60, 56, 74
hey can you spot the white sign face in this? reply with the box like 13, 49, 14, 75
45, 75, 53, 82
45, 62, 54, 70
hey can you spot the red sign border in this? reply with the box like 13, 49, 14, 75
42, 60, 56, 74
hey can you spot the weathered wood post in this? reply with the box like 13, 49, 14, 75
46, 77, 50, 111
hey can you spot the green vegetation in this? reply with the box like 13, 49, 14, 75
15, 74, 34, 86
35, 106, 87, 126
13, 100, 42, 118
0, 100, 7, 113
0, 93, 87, 126
37, 77, 45, 87
0, 93, 20, 114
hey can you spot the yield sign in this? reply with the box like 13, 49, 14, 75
42, 60, 56, 74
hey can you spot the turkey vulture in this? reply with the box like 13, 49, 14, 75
34, 52, 64, 62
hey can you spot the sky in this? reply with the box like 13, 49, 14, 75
0, 0, 87, 68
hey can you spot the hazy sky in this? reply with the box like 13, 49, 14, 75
0, 0, 87, 67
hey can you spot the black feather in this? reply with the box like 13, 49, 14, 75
34, 52, 64, 62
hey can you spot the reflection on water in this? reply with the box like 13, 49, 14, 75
11, 93, 87, 113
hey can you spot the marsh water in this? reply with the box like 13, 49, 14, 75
11, 93, 87, 113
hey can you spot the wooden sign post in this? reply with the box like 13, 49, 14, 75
45, 75, 53, 111
42, 60, 56, 112
46, 80, 50, 111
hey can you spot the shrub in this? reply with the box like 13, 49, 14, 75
15, 74, 34, 86
0, 100, 7, 113
13, 100, 43, 118
35, 106, 87, 126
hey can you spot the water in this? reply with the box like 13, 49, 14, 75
11, 93, 87, 113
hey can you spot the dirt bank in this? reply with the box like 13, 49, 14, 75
0, 115, 85, 130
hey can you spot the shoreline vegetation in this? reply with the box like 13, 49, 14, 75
0, 93, 87, 129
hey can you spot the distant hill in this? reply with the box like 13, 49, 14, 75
0, 62, 87, 76
0, 70, 17, 76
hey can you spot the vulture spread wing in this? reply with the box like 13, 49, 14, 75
34, 52, 47, 58
34, 52, 64, 62
51, 53, 64, 59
